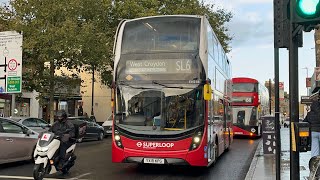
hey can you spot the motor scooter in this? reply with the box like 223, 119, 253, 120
33, 131, 76, 180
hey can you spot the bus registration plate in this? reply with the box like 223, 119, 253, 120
144, 158, 165, 164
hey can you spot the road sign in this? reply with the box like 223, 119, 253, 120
0, 31, 23, 93
279, 82, 285, 100
301, 96, 313, 104
306, 77, 312, 88
8, 59, 18, 71
6, 76, 21, 93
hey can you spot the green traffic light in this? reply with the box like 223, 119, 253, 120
297, 0, 320, 17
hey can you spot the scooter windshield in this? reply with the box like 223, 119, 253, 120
38, 132, 55, 147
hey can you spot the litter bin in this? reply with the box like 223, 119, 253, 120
261, 115, 276, 155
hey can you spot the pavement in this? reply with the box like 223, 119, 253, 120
245, 127, 311, 180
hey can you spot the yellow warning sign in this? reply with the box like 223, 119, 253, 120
126, 75, 133, 81
291, 122, 297, 152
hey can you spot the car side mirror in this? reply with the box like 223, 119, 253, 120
24, 129, 32, 136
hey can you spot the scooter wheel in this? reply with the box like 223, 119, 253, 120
33, 164, 45, 180
61, 168, 69, 175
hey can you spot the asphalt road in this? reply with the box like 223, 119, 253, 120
0, 137, 260, 180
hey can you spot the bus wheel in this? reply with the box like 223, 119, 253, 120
225, 135, 231, 152
214, 137, 219, 162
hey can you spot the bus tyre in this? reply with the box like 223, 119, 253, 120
225, 135, 231, 152
214, 137, 219, 162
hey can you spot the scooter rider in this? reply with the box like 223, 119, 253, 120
49, 110, 75, 169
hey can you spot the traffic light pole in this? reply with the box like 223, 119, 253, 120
274, 47, 281, 180
289, 23, 300, 180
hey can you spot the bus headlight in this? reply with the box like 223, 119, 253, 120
189, 132, 202, 151
114, 131, 123, 148
193, 137, 201, 143
114, 135, 121, 141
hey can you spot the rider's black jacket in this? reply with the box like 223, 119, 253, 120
49, 120, 75, 143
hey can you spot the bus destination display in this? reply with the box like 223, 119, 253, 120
125, 59, 192, 74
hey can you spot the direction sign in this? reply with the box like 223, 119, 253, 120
6, 77, 21, 93
301, 96, 313, 104
0, 31, 23, 93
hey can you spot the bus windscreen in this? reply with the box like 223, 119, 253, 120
114, 85, 204, 134
121, 17, 200, 54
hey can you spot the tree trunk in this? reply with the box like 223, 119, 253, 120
49, 59, 55, 125
91, 64, 95, 116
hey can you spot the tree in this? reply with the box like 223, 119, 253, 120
1, 0, 86, 124
0, 0, 232, 122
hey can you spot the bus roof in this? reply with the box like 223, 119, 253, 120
232, 77, 258, 84
123, 15, 202, 23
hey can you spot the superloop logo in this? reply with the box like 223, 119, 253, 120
136, 142, 174, 149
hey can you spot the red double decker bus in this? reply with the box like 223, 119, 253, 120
231, 77, 269, 137
111, 15, 233, 167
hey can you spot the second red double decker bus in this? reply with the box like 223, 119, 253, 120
231, 77, 269, 137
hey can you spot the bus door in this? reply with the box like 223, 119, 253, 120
214, 98, 225, 159
207, 100, 214, 163
223, 100, 230, 149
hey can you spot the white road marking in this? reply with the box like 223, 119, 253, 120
0, 175, 89, 180
70, 173, 91, 180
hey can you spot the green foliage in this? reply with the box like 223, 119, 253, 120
2, 0, 84, 96
0, 0, 232, 90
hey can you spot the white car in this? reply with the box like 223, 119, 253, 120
102, 115, 112, 136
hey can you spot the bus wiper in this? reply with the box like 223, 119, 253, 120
152, 80, 169, 88
152, 80, 193, 89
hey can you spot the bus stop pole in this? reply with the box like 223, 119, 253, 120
274, 47, 281, 180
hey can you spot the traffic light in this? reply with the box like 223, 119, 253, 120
292, 0, 320, 25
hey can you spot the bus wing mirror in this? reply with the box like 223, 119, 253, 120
203, 84, 212, 100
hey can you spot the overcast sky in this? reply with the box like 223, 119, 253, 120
209, 0, 316, 97
0, 0, 316, 97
